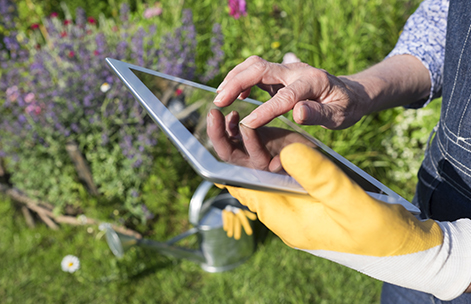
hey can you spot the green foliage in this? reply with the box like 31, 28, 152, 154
1, 2, 224, 222
140, 141, 202, 236
381, 100, 442, 199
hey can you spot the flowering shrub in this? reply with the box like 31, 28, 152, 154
381, 102, 442, 198
0, 3, 224, 220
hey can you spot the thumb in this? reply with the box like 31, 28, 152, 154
292, 101, 344, 129
280, 143, 372, 213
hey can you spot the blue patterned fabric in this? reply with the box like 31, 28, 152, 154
387, 0, 449, 108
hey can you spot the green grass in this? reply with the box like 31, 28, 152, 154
0, 195, 382, 303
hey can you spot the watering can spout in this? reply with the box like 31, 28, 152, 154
102, 181, 267, 272
103, 224, 205, 264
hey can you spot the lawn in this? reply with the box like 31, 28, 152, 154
0, 194, 382, 303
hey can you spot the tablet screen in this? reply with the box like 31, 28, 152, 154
130, 68, 384, 195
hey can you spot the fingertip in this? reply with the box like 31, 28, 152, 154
216, 80, 227, 93
239, 113, 258, 129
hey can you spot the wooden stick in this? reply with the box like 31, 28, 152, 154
37, 212, 59, 230
21, 206, 36, 228
0, 183, 141, 238
65, 142, 99, 196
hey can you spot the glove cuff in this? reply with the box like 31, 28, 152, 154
302, 219, 471, 301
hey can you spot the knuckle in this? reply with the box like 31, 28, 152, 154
306, 67, 328, 81
276, 87, 297, 104
247, 55, 263, 63
250, 58, 268, 73
295, 62, 311, 69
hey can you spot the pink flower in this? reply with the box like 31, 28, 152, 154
68, 51, 75, 58
31, 23, 40, 30
143, 7, 163, 19
26, 104, 41, 115
50, 12, 58, 18
64, 19, 72, 25
6, 86, 19, 102
24, 93, 35, 103
228, 0, 246, 19
87, 17, 96, 24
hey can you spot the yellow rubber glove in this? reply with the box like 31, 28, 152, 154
224, 143, 471, 301
222, 205, 257, 240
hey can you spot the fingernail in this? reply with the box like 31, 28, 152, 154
228, 116, 237, 130
240, 113, 258, 128
227, 111, 237, 130
237, 93, 244, 100
299, 104, 310, 121
216, 80, 227, 93
213, 91, 225, 105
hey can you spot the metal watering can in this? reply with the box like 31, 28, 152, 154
103, 181, 266, 272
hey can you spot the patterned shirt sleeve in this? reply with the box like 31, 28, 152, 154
386, 0, 449, 108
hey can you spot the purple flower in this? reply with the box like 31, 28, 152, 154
101, 133, 109, 145
228, 0, 247, 19
0, 0, 17, 30
75, 7, 86, 27
120, 3, 130, 23
157, 10, 197, 79
202, 23, 224, 82
0, 5, 221, 226
141, 204, 155, 221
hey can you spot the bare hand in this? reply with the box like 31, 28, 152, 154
206, 108, 316, 172
214, 56, 371, 129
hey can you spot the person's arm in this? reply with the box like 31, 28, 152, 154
215, 0, 448, 129
340, 54, 431, 113
214, 55, 430, 130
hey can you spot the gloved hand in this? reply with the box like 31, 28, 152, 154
222, 205, 257, 240
224, 142, 471, 301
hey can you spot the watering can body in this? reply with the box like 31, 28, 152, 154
104, 181, 266, 272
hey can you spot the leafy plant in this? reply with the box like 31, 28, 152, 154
0, 2, 223, 219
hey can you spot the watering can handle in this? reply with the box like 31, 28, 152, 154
189, 180, 214, 226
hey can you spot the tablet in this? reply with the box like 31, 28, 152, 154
106, 58, 420, 214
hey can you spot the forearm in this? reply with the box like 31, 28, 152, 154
341, 54, 431, 114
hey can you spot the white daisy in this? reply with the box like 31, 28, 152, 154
61, 255, 80, 273
100, 82, 111, 93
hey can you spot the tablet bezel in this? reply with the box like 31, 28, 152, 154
106, 58, 420, 214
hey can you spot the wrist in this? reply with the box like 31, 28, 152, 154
341, 55, 431, 113
338, 75, 377, 117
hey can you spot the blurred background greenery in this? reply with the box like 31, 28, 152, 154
0, 0, 441, 303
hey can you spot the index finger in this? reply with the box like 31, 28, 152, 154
214, 56, 290, 107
